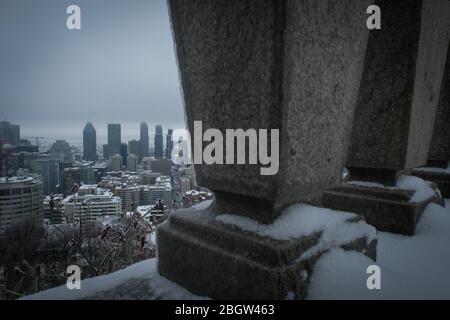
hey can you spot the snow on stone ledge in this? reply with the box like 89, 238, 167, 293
216, 203, 376, 260
396, 175, 437, 203
22, 259, 205, 300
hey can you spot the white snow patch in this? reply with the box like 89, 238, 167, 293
22, 259, 205, 300
396, 175, 436, 203
308, 201, 450, 299
217, 203, 376, 261
216, 203, 372, 241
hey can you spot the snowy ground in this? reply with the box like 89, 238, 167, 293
308, 200, 450, 299
24, 199, 450, 300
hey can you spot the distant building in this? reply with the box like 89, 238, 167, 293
139, 122, 150, 161
127, 154, 138, 172
150, 158, 173, 176
120, 143, 128, 167
154, 125, 164, 158
43, 194, 65, 225
49, 140, 73, 162
0, 121, 20, 146
0, 176, 43, 233
103, 124, 122, 160
166, 129, 173, 159
114, 185, 140, 213
109, 154, 123, 172
83, 122, 98, 161
180, 176, 191, 195
62, 167, 80, 196
31, 157, 58, 195
63, 187, 121, 226
144, 184, 172, 208
128, 139, 140, 157
108, 124, 121, 146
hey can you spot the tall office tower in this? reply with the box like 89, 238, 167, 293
0, 121, 20, 146
31, 157, 58, 195
0, 176, 43, 233
139, 122, 150, 161
108, 124, 121, 146
83, 122, 98, 161
154, 125, 164, 158
128, 139, 140, 157
103, 124, 122, 160
166, 129, 174, 159
120, 143, 128, 167
127, 154, 138, 172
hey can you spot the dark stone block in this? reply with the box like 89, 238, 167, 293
157, 201, 377, 300
169, 0, 371, 222
347, 0, 450, 171
412, 170, 450, 198
429, 44, 450, 162
322, 184, 440, 235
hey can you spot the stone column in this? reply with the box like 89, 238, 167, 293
412, 44, 450, 197
323, 0, 450, 235
158, 0, 374, 299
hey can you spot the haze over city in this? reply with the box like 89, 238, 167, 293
0, 0, 185, 143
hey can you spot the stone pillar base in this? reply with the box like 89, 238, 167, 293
412, 168, 450, 199
322, 184, 441, 235
157, 200, 377, 300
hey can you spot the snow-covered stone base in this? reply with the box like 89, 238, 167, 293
23, 200, 450, 300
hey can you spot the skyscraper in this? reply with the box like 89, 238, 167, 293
83, 122, 97, 161
0, 121, 20, 146
166, 129, 174, 159
31, 157, 58, 195
139, 122, 150, 161
103, 124, 122, 160
128, 139, 140, 157
154, 125, 164, 159
108, 124, 121, 146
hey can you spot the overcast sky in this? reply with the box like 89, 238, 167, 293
0, 0, 185, 143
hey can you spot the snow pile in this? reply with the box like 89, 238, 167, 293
396, 175, 437, 203
22, 259, 205, 300
308, 201, 450, 299
216, 203, 376, 260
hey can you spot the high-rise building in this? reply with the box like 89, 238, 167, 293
109, 154, 123, 172
128, 139, 140, 157
108, 124, 121, 146
31, 157, 58, 195
49, 140, 73, 162
103, 124, 122, 160
127, 154, 138, 172
0, 121, 20, 146
120, 143, 128, 167
0, 176, 43, 233
166, 129, 174, 159
83, 122, 98, 161
139, 122, 150, 161
154, 125, 164, 158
